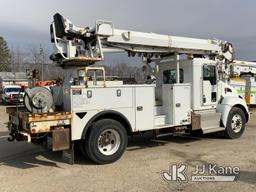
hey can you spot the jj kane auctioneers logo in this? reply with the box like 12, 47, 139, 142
161, 163, 240, 182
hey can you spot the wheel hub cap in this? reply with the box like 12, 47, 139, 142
98, 129, 121, 156
231, 114, 243, 133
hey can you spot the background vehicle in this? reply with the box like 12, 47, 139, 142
1, 85, 24, 105
0, 72, 28, 90
227, 60, 256, 105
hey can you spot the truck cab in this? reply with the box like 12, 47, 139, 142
155, 58, 249, 135
156, 58, 240, 109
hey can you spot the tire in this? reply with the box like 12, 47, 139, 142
78, 140, 89, 158
225, 107, 246, 139
83, 119, 128, 164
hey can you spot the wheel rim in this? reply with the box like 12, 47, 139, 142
97, 129, 121, 156
231, 114, 243, 133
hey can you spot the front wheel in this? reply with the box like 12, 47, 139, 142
225, 107, 246, 139
83, 119, 128, 164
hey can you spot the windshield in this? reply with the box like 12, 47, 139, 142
5, 88, 22, 93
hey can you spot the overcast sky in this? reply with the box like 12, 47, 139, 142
0, 0, 256, 62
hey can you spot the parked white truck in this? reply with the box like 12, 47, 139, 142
7, 13, 249, 164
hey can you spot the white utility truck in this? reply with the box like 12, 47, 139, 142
1, 85, 24, 104
228, 60, 256, 105
7, 13, 249, 164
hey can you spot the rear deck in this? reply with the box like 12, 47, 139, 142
6, 107, 72, 134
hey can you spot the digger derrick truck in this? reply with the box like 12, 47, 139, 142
6, 13, 249, 164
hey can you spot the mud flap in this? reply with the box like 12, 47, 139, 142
52, 128, 70, 151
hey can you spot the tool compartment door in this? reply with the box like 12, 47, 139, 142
135, 86, 155, 131
172, 84, 191, 125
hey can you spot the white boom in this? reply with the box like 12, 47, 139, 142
50, 13, 234, 66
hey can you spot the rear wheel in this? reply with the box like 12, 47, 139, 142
78, 140, 88, 158
225, 107, 246, 139
82, 119, 127, 164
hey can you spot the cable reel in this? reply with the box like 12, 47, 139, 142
24, 87, 53, 114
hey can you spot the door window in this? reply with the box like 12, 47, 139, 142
203, 65, 217, 85
203, 65, 217, 103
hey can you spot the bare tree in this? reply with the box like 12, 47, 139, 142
10, 46, 29, 72
29, 44, 52, 80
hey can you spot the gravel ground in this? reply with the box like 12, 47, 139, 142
0, 105, 255, 192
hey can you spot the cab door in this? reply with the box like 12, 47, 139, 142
202, 64, 217, 106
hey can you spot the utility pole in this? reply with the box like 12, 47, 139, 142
39, 45, 44, 81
